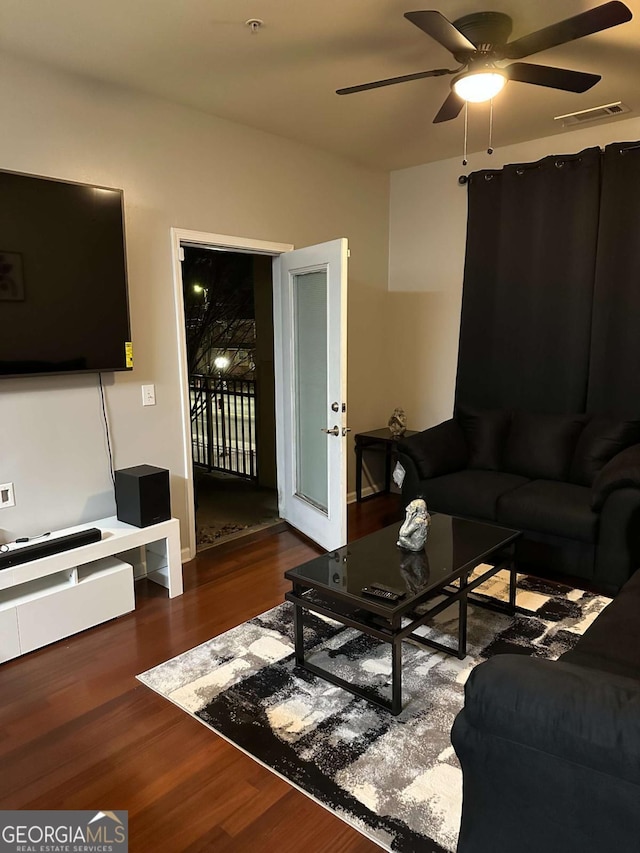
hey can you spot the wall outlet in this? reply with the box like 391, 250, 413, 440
0, 483, 15, 508
141, 384, 156, 406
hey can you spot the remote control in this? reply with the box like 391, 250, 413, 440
361, 586, 401, 602
371, 582, 406, 598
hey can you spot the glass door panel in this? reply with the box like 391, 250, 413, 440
294, 270, 328, 512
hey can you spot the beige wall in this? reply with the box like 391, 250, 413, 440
388, 114, 640, 431
0, 52, 390, 549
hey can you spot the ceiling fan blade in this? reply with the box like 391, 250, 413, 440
404, 11, 476, 55
507, 62, 601, 93
433, 91, 465, 123
336, 67, 456, 95
503, 1, 632, 60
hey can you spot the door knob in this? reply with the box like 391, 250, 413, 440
342, 427, 352, 436
322, 425, 340, 436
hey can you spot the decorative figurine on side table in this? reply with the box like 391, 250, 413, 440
388, 407, 407, 438
397, 497, 431, 551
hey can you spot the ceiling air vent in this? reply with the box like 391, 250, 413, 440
554, 102, 631, 128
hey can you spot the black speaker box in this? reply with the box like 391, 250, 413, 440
114, 465, 171, 528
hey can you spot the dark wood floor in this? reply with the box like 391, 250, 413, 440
0, 495, 403, 852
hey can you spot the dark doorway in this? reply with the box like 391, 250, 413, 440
182, 246, 279, 548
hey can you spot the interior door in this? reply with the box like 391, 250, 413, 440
273, 238, 348, 551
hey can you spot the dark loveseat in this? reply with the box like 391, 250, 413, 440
398, 409, 640, 593
451, 568, 640, 853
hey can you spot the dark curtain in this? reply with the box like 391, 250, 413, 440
586, 142, 640, 417
455, 147, 602, 414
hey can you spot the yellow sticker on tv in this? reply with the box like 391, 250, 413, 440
125, 341, 133, 368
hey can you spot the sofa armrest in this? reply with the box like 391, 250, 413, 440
454, 654, 640, 785
595, 487, 640, 592
397, 419, 468, 480
592, 442, 640, 511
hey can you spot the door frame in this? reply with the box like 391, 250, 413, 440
170, 228, 293, 561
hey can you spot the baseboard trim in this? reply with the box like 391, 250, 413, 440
348, 485, 402, 504
347, 484, 383, 504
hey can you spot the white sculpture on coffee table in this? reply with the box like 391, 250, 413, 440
397, 498, 431, 551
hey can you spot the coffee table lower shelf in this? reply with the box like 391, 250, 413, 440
286, 562, 517, 716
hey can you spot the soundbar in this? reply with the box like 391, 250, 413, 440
0, 528, 102, 569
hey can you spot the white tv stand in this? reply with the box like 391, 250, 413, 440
0, 515, 182, 663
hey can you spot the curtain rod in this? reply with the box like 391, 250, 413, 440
457, 142, 640, 185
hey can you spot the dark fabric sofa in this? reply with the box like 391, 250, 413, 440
451, 568, 640, 853
397, 409, 640, 593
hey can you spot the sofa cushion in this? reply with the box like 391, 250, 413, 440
457, 408, 512, 471
504, 412, 587, 481
419, 470, 529, 521
570, 417, 640, 486
399, 419, 468, 480
561, 569, 640, 679
497, 480, 597, 543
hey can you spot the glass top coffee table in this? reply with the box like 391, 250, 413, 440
285, 514, 520, 715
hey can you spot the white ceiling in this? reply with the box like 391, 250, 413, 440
2, 1, 640, 171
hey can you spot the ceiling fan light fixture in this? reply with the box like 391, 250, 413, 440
452, 69, 507, 103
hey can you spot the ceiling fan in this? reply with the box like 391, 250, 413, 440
336, 2, 633, 123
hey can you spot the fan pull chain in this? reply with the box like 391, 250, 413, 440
488, 99, 494, 155
462, 101, 468, 166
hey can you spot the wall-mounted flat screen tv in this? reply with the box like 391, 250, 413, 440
0, 169, 131, 377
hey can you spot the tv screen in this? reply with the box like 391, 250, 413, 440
0, 169, 131, 377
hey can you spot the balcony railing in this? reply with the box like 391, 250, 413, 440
190, 374, 257, 480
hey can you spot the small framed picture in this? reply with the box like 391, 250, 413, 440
0, 252, 25, 301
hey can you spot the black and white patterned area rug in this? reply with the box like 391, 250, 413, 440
137, 570, 611, 853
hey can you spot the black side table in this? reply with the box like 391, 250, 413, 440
354, 429, 418, 502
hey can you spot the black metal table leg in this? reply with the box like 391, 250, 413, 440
355, 439, 363, 502
384, 443, 392, 494
293, 601, 305, 666
509, 568, 517, 612
391, 638, 402, 715
458, 570, 469, 659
